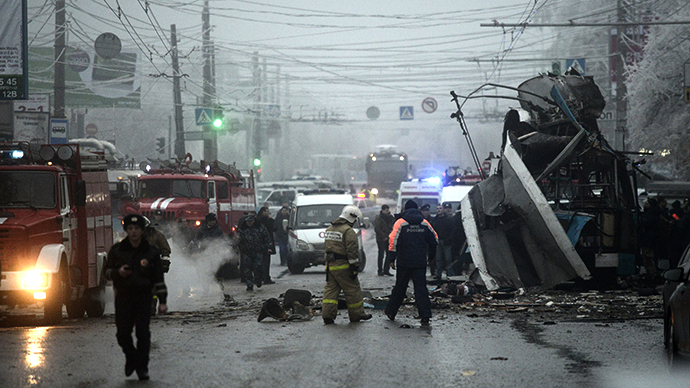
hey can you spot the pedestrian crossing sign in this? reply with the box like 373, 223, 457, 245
566, 58, 586, 75
400, 106, 414, 120
195, 108, 213, 126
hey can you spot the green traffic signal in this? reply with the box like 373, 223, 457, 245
253, 158, 261, 167
213, 118, 223, 128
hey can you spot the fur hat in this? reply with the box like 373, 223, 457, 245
122, 214, 146, 229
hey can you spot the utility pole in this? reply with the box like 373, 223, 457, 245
202, 0, 217, 161
170, 24, 185, 159
251, 53, 261, 170
54, 0, 66, 118
614, 0, 628, 151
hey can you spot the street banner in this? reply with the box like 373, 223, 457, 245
0, 0, 28, 100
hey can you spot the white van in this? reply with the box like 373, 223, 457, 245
257, 179, 336, 215
441, 185, 473, 213
396, 178, 443, 214
285, 189, 368, 274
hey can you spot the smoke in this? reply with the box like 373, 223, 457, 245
164, 237, 240, 311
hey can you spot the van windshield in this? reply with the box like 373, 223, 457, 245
294, 204, 346, 229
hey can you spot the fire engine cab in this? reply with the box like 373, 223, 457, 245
127, 158, 257, 234
0, 142, 112, 323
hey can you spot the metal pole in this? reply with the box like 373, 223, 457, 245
170, 24, 185, 159
202, 0, 216, 161
615, 0, 627, 151
54, 0, 66, 118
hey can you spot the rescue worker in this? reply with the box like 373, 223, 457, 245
142, 216, 171, 315
173, 217, 196, 248
143, 216, 171, 272
195, 213, 224, 245
151, 209, 173, 238
374, 204, 395, 276
322, 205, 373, 324
257, 206, 277, 284
105, 214, 168, 381
274, 206, 290, 266
237, 214, 272, 291
385, 200, 438, 326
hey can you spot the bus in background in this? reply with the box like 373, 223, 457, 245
365, 145, 409, 198
301, 154, 365, 187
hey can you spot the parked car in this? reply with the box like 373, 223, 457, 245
661, 249, 690, 367
354, 195, 379, 225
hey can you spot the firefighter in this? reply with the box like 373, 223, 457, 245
143, 216, 171, 315
322, 205, 373, 324
105, 214, 168, 381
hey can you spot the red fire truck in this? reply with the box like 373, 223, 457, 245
126, 158, 257, 235
0, 142, 112, 323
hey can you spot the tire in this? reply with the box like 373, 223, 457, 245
287, 253, 305, 274
358, 250, 367, 272
66, 297, 85, 319
44, 271, 65, 324
85, 285, 106, 318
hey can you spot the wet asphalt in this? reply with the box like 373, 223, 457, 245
0, 228, 686, 388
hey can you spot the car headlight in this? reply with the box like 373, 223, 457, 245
296, 239, 311, 251
21, 271, 50, 289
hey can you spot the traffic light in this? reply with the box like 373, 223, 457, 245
156, 137, 165, 153
212, 109, 224, 129
253, 157, 261, 167
552, 61, 561, 75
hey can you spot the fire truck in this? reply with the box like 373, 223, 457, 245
0, 142, 112, 323
126, 157, 257, 235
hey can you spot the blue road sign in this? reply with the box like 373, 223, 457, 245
400, 106, 414, 120
565, 58, 586, 75
195, 108, 213, 126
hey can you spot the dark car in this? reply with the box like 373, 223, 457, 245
661, 247, 690, 367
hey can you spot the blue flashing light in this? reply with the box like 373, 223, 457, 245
427, 177, 441, 185
11, 150, 24, 159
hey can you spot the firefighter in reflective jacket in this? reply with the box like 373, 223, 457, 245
322, 205, 373, 324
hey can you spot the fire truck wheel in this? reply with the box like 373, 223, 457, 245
44, 270, 66, 324
66, 297, 85, 319
358, 250, 367, 273
85, 286, 106, 318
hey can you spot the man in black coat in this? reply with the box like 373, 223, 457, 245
385, 200, 438, 325
105, 214, 168, 381
257, 206, 277, 284
374, 204, 395, 276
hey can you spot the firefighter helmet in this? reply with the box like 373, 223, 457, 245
339, 205, 362, 223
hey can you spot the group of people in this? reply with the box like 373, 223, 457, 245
374, 201, 468, 280
325, 199, 459, 327
104, 199, 466, 379
104, 206, 290, 381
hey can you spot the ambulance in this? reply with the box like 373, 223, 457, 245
395, 178, 443, 214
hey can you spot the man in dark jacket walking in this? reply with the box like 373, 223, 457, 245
257, 206, 277, 284
385, 200, 438, 325
237, 214, 272, 291
431, 202, 455, 279
374, 204, 395, 276
274, 206, 290, 266
105, 214, 168, 381
195, 213, 224, 245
